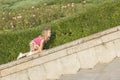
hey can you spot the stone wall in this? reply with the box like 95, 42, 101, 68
0, 26, 120, 80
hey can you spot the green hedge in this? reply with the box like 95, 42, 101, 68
0, 1, 120, 64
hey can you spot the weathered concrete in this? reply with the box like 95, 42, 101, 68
27, 65, 46, 80
44, 60, 62, 79
59, 54, 81, 74
0, 26, 120, 80
0, 49, 67, 77
101, 31, 120, 43
95, 42, 116, 63
77, 47, 98, 69
1, 70, 29, 80
113, 39, 120, 57
59, 58, 120, 80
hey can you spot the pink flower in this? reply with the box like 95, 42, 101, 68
37, 8, 39, 10
72, 3, 75, 5
12, 17, 16, 20
2, 17, 5, 20
44, 3, 47, 6
32, 14, 36, 17
71, 4, 74, 7
2, 12, 5, 15
9, 12, 11, 15
61, 6, 67, 9
67, 4, 70, 7
18, 22, 21, 24
71, 3, 75, 7
10, 22, 13, 25
10, 22, 14, 28
11, 25, 14, 28
82, 0, 86, 4
32, 6, 35, 9
17, 15, 22, 19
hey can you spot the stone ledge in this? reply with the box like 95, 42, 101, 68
67, 38, 102, 55
0, 49, 67, 77
1, 70, 29, 80
27, 65, 46, 80
101, 31, 120, 43
83, 26, 119, 42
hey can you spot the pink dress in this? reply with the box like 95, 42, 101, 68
33, 37, 42, 46
30, 36, 44, 46
29, 36, 44, 52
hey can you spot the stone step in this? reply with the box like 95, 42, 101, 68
59, 58, 120, 80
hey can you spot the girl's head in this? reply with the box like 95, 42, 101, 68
41, 27, 51, 41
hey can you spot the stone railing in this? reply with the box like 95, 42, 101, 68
0, 26, 120, 80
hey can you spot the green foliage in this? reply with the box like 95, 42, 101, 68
0, 1, 120, 64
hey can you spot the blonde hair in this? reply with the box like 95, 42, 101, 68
41, 27, 51, 41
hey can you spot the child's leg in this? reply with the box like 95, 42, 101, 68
17, 42, 36, 59
30, 41, 35, 51
21, 42, 35, 57
17, 52, 26, 59
20, 41, 39, 58
25, 42, 37, 56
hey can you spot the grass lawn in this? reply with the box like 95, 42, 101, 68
0, 0, 114, 30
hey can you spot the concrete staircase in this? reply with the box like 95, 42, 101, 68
60, 58, 120, 80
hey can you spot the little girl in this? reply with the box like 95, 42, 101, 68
17, 27, 51, 59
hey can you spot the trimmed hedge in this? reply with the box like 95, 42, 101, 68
0, 1, 120, 64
